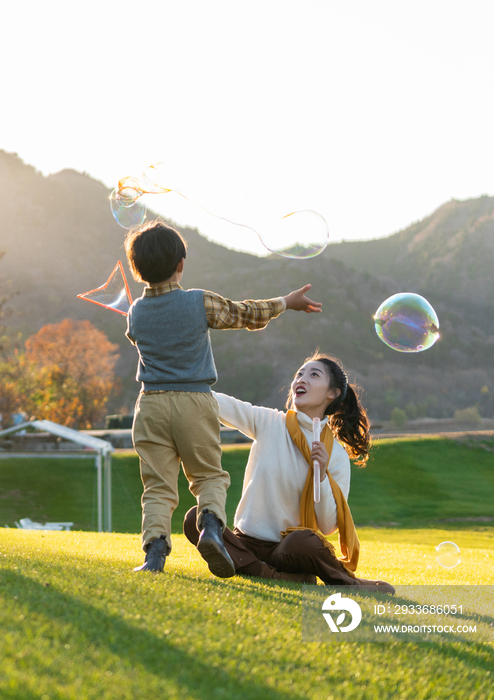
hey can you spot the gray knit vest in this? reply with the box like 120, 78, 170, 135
127, 288, 217, 392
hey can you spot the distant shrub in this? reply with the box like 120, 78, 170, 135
454, 406, 482, 425
105, 414, 133, 430
417, 394, 439, 418
390, 407, 408, 428
405, 402, 417, 420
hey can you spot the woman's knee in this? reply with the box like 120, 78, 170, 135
277, 530, 324, 557
270, 530, 330, 572
183, 506, 199, 545
269, 531, 314, 571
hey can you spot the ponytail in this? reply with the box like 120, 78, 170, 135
326, 383, 370, 467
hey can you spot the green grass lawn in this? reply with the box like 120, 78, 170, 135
0, 528, 493, 700
1, 436, 493, 699
0, 436, 493, 533
350, 436, 494, 528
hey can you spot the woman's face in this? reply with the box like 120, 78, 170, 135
291, 360, 340, 419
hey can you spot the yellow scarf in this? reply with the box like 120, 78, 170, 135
281, 410, 360, 574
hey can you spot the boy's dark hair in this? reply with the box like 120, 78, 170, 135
125, 219, 187, 284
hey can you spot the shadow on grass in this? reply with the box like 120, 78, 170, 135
1, 569, 306, 700
431, 640, 494, 673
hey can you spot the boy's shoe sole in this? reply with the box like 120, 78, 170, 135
197, 538, 235, 578
133, 561, 163, 573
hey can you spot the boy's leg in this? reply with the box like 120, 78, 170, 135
132, 392, 181, 557
172, 392, 229, 530
172, 393, 233, 576
184, 506, 259, 570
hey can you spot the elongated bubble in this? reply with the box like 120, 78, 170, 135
374, 293, 440, 352
77, 261, 133, 316
110, 163, 330, 258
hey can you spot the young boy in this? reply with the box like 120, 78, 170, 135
125, 219, 322, 576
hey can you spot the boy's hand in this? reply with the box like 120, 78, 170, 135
284, 285, 322, 313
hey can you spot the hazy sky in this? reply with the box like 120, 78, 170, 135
2, 0, 494, 255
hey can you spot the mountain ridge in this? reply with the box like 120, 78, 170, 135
1, 150, 492, 422
327, 195, 494, 309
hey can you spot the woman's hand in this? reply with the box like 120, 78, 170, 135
284, 284, 322, 313
311, 441, 329, 481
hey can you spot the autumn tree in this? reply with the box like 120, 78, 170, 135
22, 319, 120, 428
0, 352, 26, 426
0, 251, 22, 427
0, 251, 18, 360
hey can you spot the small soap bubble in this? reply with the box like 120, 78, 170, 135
374, 293, 440, 352
110, 188, 146, 229
258, 210, 329, 259
436, 541, 461, 569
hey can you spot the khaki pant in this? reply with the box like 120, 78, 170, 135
133, 391, 230, 552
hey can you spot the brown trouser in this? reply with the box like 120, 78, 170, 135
184, 506, 375, 586
133, 391, 230, 552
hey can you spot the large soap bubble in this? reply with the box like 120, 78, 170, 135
109, 163, 329, 258
374, 293, 440, 352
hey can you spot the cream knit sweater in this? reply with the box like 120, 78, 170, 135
213, 392, 351, 543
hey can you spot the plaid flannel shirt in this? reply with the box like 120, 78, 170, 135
144, 282, 285, 330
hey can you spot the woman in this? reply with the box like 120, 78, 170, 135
184, 352, 394, 593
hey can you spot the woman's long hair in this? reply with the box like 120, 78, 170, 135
286, 352, 371, 467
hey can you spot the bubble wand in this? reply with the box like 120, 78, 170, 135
313, 417, 321, 503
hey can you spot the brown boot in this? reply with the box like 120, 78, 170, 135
258, 562, 317, 584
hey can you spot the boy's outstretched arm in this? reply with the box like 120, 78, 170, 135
283, 284, 322, 313
204, 284, 321, 332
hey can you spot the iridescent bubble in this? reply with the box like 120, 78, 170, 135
374, 293, 440, 352
110, 188, 146, 229
77, 261, 133, 316
258, 210, 329, 259
435, 541, 461, 569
